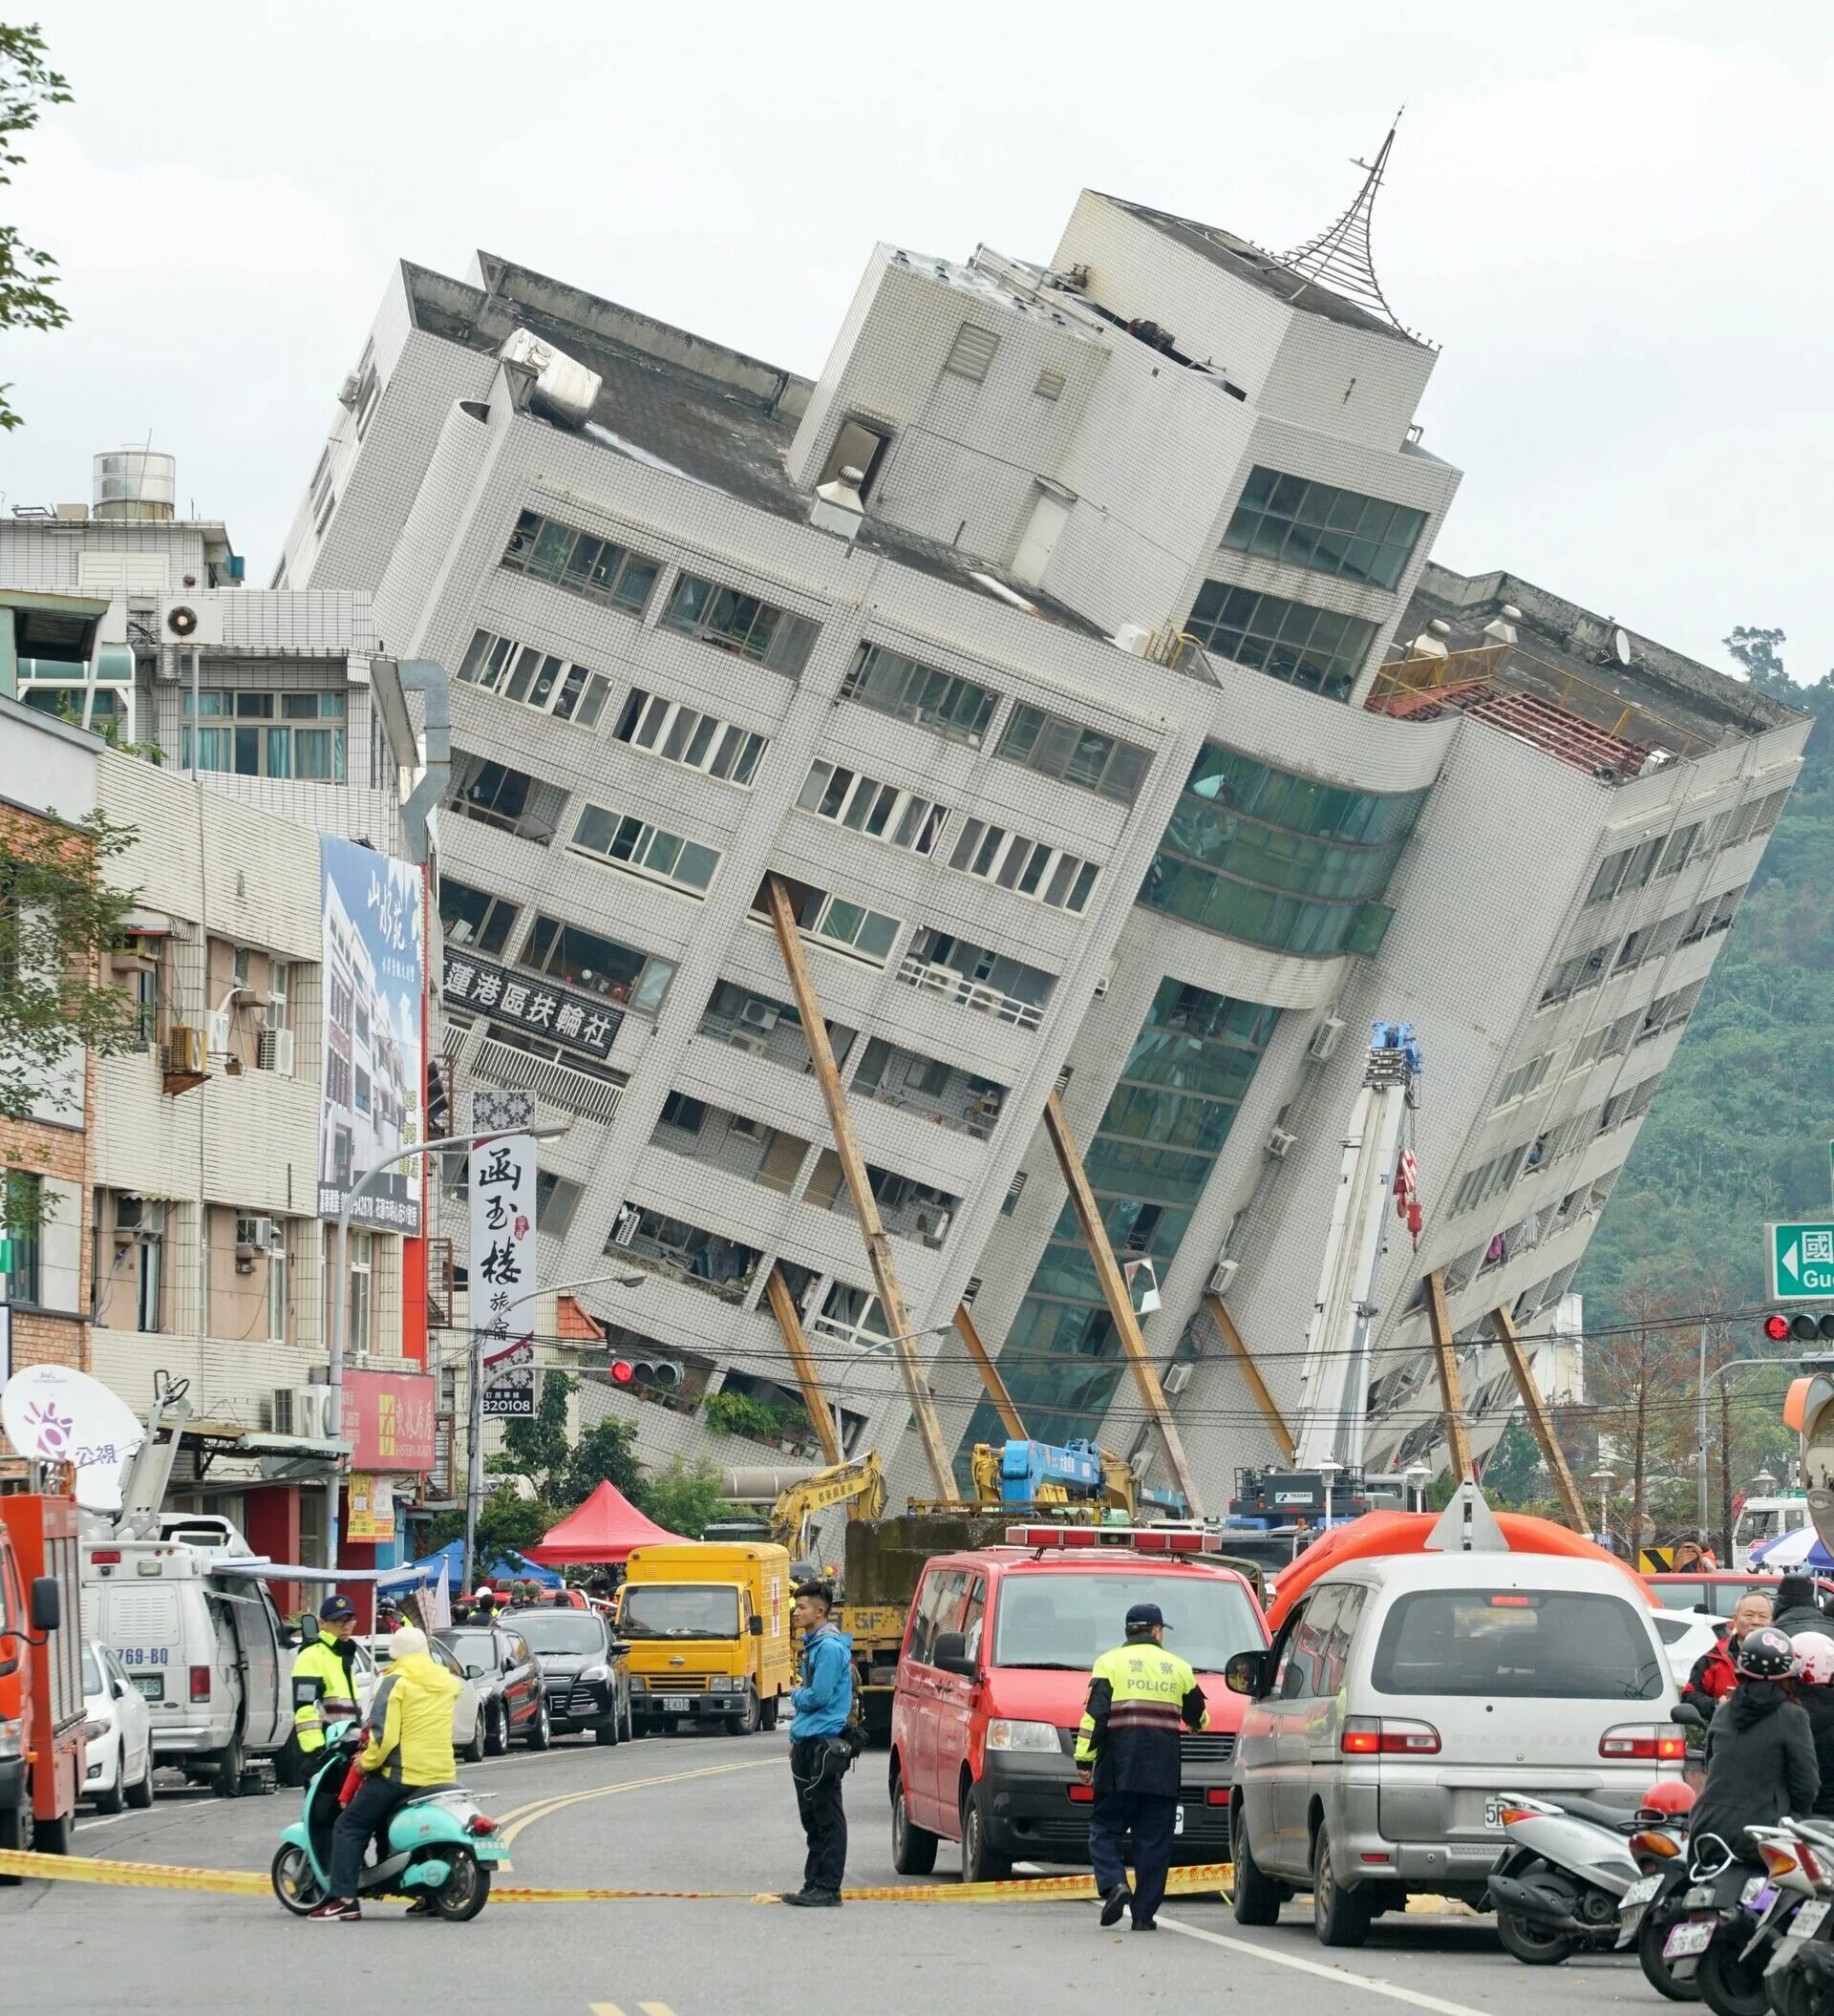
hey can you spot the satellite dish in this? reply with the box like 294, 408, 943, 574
1613, 626, 1632, 667
1, 1364, 147, 1511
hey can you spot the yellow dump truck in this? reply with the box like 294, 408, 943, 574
618, 1541, 795, 1736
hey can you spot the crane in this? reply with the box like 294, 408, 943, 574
1291, 1021, 1424, 1472
764, 1454, 886, 1557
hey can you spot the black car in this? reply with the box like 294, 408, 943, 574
512, 1607, 634, 1745
435, 1625, 549, 1752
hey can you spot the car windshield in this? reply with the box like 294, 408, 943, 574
991, 1572, 1262, 1672
1371, 1589, 1664, 1700
438, 1630, 501, 1678
619, 1585, 740, 1640
82, 1645, 102, 1695
513, 1613, 607, 1656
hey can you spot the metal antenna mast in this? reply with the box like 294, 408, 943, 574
1278, 113, 1412, 335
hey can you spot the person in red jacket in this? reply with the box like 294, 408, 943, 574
1686, 1590, 1774, 1708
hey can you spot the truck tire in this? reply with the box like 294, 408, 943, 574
759, 1693, 779, 1732
34, 1811, 70, 1857
0, 1797, 31, 1884
727, 1687, 761, 1737
960, 1784, 1013, 1884
1312, 1823, 1372, 1948
213, 1734, 245, 1798
891, 1776, 939, 1876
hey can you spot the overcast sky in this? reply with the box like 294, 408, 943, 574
8, 3, 1831, 684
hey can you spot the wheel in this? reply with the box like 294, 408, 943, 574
522, 1699, 551, 1751
1312, 1824, 1371, 1948
621, 1693, 635, 1743
596, 1713, 620, 1748
429, 1847, 491, 1922
125, 1749, 155, 1810
1639, 1908, 1706, 2002
461, 1712, 485, 1765
213, 1733, 245, 1798
890, 1777, 939, 1876
483, 1702, 508, 1757
271, 1843, 325, 1916
1229, 1802, 1284, 1927
1495, 1904, 1577, 1965
960, 1784, 1012, 1883
726, 1687, 760, 1737
1696, 1926, 1775, 2016
0, 1797, 32, 1885
93, 1750, 126, 1816
759, 1693, 779, 1732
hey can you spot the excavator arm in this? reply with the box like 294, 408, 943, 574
768, 1454, 887, 1554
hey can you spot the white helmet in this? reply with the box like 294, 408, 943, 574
1791, 1632, 1834, 1686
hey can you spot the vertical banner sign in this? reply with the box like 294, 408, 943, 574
317, 833, 426, 1232
469, 1090, 538, 1419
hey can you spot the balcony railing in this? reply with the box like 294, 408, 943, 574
894, 956, 1044, 1030
474, 1036, 626, 1125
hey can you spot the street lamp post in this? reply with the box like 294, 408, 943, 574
1319, 1456, 1342, 1531
325, 1123, 565, 1572
1403, 1461, 1431, 1515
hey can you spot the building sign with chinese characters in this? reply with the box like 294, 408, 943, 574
442, 947, 620, 1059
318, 834, 426, 1231
470, 1090, 539, 1419
343, 1369, 437, 1474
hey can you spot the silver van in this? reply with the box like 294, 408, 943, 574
1226, 1546, 1679, 1945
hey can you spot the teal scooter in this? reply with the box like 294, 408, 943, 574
271, 1723, 506, 1921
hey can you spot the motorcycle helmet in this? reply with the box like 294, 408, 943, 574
1637, 1778, 1697, 1818
1736, 1623, 1797, 1679
1793, 1632, 1834, 1687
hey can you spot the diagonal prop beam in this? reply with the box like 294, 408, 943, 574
1203, 1294, 1295, 1464
1425, 1269, 1474, 1481
953, 1304, 1027, 1441
1491, 1303, 1588, 1531
762, 1265, 843, 1468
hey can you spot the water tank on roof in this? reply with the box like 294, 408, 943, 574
93, 447, 177, 521
498, 328, 602, 429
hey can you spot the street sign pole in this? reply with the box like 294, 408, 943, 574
1769, 1222, 1834, 1302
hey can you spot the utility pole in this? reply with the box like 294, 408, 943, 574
1719, 1379, 1735, 1566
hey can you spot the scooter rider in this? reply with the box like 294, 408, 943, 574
289, 1595, 361, 1770
1688, 1623, 1819, 1867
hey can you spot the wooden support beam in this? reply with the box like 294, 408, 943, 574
1491, 1303, 1589, 1531
1041, 1090, 1205, 1517
763, 1265, 844, 1468
762, 875, 958, 1500
953, 1305, 1027, 1442
1203, 1294, 1295, 1465
1425, 1269, 1474, 1480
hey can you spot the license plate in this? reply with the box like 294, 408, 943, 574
660, 1695, 692, 1713
130, 1674, 163, 1700
1174, 1805, 1184, 1836
1483, 1796, 1507, 1830
1665, 1921, 1716, 1960
1623, 1876, 1662, 1909
1797, 1901, 1832, 1940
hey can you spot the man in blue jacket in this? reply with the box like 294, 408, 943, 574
783, 1579, 854, 1907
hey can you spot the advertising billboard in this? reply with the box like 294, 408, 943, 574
470, 1089, 538, 1419
343, 1367, 437, 1474
317, 833, 425, 1233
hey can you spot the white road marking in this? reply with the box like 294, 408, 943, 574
75, 1814, 140, 1832
1158, 1916, 1495, 2016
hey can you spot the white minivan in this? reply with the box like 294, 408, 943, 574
1227, 1544, 1679, 1945
81, 1536, 289, 1794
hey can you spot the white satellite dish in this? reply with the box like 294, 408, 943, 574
1612, 626, 1632, 667
1, 1364, 147, 1511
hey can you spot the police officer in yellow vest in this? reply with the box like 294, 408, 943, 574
1075, 1602, 1209, 1931
290, 1594, 361, 1764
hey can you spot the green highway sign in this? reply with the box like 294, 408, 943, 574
1770, 1221, 1834, 1301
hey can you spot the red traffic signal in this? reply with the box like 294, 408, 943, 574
610, 1359, 634, 1385
1767, 1314, 1793, 1342
1764, 1311, 1834, 1345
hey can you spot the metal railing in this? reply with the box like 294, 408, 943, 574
894, 956, 1045, 1030
474, 1036, 625, 1124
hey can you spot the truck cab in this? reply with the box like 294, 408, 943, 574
0, 1492, 84, 1870
619, 1541, 793, 1736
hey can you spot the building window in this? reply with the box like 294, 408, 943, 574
1220, 467, 1426, 591
797, 761, 947, 856
841, 643, 999, 747
109, 1193, 164, 1332
1184, 583, 1376, 701
995, 704, 1150, 805
947, 818, 1098, 912
659, 574, 818, 675
309, 452, 336, 534
1492, 1047, 1562, 1111
569, 804, 720, 895
267, 962, 289, 1030
457, 628, 613, 729
500, 508, 660, 616
1140, 741, 1427, 959
658, 1090, 707, 1135
181, 690, 348, 780
1679, 883, 1745, 944
610, 688, 768, 785
1539, 936, 1616, 1008
522, 915, 675, 1014
3, 1173, 43, 1305
268, 1241, 288, 1346
758, 881, 901, 965
448, 755, 566, 843
534, 1171, 583, 1239
942, 323, 1000, 384
347, 1233, 372, 1356
1587, 835, 1662, 905
440, 878, 519, 959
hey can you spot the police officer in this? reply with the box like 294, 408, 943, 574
1075, 1602, 1209, 1932
290, 1593, 361, 1767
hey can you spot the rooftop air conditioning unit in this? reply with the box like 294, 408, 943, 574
1308, 1013, 1347, 1062
1162, 1362, 1193, 1396
1266, 1126, 1297, 1159
1111, 622, 1154, 657
727, 1030, 769, 1057
258, 1027, 295, 1076
1207, 1259, 1239, 1297
160, 595, 223, 647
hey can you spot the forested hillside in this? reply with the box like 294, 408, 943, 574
1575, 630, 1834, 1325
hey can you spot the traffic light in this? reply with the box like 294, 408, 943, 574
608, 1355, 684, 1391
1765, 1310, 1834, 1345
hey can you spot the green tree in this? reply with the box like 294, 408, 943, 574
427, 1482, 554, 1559
565, 1413, 643, 1506
0, 23, 72, 432
631, 1457, 733, 1539
489, 1369, 576, 1502
1, 805, 141, 1128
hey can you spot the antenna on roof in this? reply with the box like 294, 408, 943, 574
1277, 111, 1418, 339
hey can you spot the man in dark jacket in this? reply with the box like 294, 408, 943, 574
1688, 1624, 1820, 1865
1771, 1576, 1834, 1641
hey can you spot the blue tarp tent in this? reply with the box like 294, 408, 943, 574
408, 1537, 561, 1592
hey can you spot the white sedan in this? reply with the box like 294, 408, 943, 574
81, 1641, 154, 1813
1653, 1609, 1722, 1689
352, 1633, 488, 1763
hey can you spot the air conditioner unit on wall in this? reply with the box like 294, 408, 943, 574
258, 1028, 295, 1075
738, 999, 779, 1031
727, 1030, 768, 1057
272, 1386, 325, 1437
1266, 1127, 1297, 1159
205, 1008, 232, 1053
1162, 1362, 1193, 1396
163, 1025, 208, 1075
159, 595, 223, 647
237, 1216, 276, 1255
1309, 1013, 1348, 1062
1207, 1259, 1239, 1297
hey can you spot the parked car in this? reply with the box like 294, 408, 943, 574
1227, 1550, 1680, 1947
887, 1530, 1268, 1882
353, 1633, 489, 1763
435, 1624, 548, 1752
79, 1642, 154, 1814
1643, 1571, 1834, 1619
512, 1606, 633, 1746
1651, 1608, 1722, 1689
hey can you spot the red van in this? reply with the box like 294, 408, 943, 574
888, 1527, 1268, 1881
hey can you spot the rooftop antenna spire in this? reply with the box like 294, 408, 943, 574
1278, 111, 1413, 335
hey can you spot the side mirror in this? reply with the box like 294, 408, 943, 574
30, 1576, 61, 1634
608, 1640, 630, 1659
749, 1614, 764, 1637
1671, 1702, 1706, 1729
931, 1631, 975, 1677
1225, 1649, 1267, 1697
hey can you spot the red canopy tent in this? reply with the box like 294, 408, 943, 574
523, 1481, 685, 1565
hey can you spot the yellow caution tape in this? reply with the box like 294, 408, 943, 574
0, 1848, 1235, 1905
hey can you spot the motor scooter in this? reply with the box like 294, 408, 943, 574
1759, 1819, 1834, 2016
270, 1723, 505, 1921
1488, 1790, 1674, 1964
